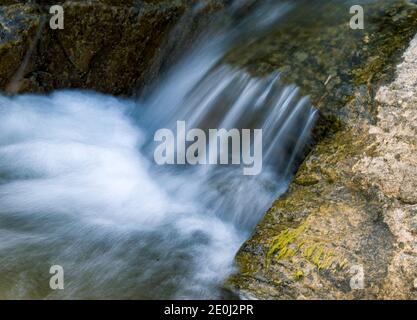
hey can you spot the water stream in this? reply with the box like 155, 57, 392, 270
0, 0, 318, 299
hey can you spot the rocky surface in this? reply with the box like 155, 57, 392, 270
227, 1, 417, 128
0, 0, 224, 95
355, 39, 417, 298
0, 3, 40, 92
228, 23, 417, 300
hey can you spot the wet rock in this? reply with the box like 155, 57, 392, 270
0, 0, 222, 95
227, 1, 417, 300
0, 3, 40, 91
226, 1, 417, 124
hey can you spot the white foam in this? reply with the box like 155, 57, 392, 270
0, 91, 243, 298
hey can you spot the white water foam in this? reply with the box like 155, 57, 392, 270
0, 0, 317, 299
0, 91, 246, 298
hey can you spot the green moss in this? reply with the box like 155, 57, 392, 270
266, 221, 307, 267
308, 246, 337, 271
266, 219, 347, 273
294, 270, 304, 281
294, 175, 320, 186
303, 243, 318, 259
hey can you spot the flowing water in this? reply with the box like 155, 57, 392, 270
0, 0, 320, 299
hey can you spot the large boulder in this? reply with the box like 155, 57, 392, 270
227, 0, 417, 299
0, 0, 223, 94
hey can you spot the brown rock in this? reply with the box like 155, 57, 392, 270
228, 35, 417, 300
0, 0, 221, 95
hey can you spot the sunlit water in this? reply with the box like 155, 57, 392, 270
0, 0, 318, 299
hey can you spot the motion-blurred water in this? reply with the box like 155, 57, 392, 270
0, 0, 317, 298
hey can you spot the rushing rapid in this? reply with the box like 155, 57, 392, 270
0, 0, 317, 299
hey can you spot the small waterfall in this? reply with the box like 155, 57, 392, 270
139, 63, 317, 230
0, 0, 317, 299
142, 65, 316, 179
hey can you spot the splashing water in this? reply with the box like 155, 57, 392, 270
0, 1, 317, 299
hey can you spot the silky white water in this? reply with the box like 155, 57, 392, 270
0, 0, 317, 299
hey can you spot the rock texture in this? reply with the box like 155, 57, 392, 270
228, 35, 417, 300
354, 39, 417, 298
0, 3, 40, 92
0, 0, 223, 95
